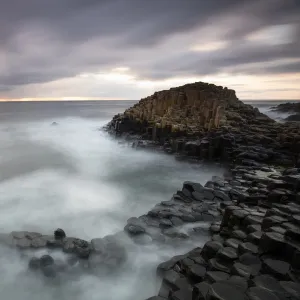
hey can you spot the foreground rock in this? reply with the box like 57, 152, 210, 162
145, 166, 300, 300
0, 228, 129, 278
105, 82, 300, 167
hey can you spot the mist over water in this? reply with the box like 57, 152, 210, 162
0, 101, 223, 300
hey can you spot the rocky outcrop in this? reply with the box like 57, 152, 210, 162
145, 166, 300, 300
271, 102, 300, 114
106, 82, 300, 167
271, 102, 300, 123
108, 82, 273, 137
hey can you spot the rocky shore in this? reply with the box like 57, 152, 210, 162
271, 102, 300, 122
1, 82, 299, 299
104, 82, 300, 299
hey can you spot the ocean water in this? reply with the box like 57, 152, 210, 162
0, 100, 224, 300
0, 99, 296, 299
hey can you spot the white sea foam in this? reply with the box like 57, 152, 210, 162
0, 106, 223, 300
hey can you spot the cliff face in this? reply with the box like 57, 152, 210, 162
112, 81, 273, 137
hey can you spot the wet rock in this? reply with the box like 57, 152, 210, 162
238, 242, 258, 255
42, 265, 57, 278
259, 232, 286, 255
193, 282, 210, 300
214, 190, 231, 202
239, 253, 261, 267
28, 257, 40, 270
205, 271, 230, 283
216, 247, 238, 262
46, 236, 64, 248
171, 288, 192, 300
62, 238, 91, 258
262, 259, 291, 280
250, 275, 284, 295
40, 255, 54, 267
227, 276, 248, 292
201, 241, 223, 261
208, 258, 231, 273
246, 287, 280, 300
280, 281, 300, 299
54, 228, 66, 239
187, 264, 206, 282
231, 262, 260, 279
231, 230, 247, 241
31, 236, 47, 248
247, 224, 262, 233
248, 231, 263, 245
157, 255, 185, 274
224, 238, 242, 249
132, 234, 153, 245
206, 282, 248, 300
124, 217, 146, 234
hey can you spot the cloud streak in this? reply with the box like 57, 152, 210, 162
0, 0, 299, 100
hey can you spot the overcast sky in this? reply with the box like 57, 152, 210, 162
1, 0, 300, 101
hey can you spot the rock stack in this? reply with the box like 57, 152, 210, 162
106, 82, 300, 167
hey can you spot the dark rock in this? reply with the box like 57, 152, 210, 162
251, 275, 285, 295
280, 281, 300, 299
124, 217, 146, 234
40, 255, 54, 267
259, 232, 286, 255
227, 276, 248, 292
262, 259, 291, 280
54, 228, 66, 239
170, 288, 192, 300
224, 238, 242, 249
239, 253, 261, 268
247, 287, 280, 300
157, 255, 185, 274
206, 282, 248, 300
193, 282, 210, 300
208, 258, 231, 273
231, 230, 247, 241
41, 265, 57, 278
28, 257, 40, 270
187, 264, 206, 282
248, 231, 263, 245
212, 235, 224, 243
201, 241, 223, 261
216, 247, 238, 262
205, 271, 230, 283
238, 242, 258, 255
247, 224, 262, 233
231, 262, 260, 279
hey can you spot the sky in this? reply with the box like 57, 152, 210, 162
0, 0, 300, 101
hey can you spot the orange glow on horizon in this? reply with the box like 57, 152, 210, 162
0, 97, 128, 102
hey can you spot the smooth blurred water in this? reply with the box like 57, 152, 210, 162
0, 100, 223, 300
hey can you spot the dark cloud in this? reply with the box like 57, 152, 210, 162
0, 0, 300, 97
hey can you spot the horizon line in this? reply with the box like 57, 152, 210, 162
0, 98, 299, 102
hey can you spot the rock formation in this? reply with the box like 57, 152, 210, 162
106, 82, 300, 167
109, 82, 273, 137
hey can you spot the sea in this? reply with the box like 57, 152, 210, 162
0, 99, 296, 300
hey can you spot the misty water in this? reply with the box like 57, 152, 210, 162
0, 101, 225, 300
